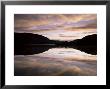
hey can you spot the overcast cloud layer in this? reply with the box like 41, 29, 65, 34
14, 14, 97, 41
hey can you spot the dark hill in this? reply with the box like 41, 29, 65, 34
68, 34, 97, 46
15, 33, 97, 46
14, 33, 97, 55
69, 34, 97, 55
14, 33, 54, 55
14, 33, 51, 45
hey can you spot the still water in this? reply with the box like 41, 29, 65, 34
14, 47, 97, 76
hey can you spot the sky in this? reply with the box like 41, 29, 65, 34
14, 14, 97, 41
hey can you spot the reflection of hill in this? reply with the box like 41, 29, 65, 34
14, 33, 97, 55
14, 45, 51, 55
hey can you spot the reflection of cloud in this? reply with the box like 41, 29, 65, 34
15, 56, 96, 76
36, 48, 97, 60
53, 66, 82, 76
15, 55, 96, 76
14, 48, 97, 76
53, 66, 96, 76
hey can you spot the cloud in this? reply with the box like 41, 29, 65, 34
14, 14, 97, 41
14, 14, 97, 29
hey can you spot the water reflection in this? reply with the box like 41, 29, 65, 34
14, 46, 97, 76
15, 45, 96, 55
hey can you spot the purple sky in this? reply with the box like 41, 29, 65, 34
14, 14, 97, 41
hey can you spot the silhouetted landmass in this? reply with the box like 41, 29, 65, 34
14, 33, 97, 55
68, 34, 97, 55
68, 34, 97, 46
15, 33, 96, 45
14, 33, 50, 44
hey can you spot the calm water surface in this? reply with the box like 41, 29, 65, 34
14, 47, 97, 76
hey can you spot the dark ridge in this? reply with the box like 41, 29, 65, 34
68, 34, 97, 55
14, 33, 54, 55
14, 32, 50, 44
14, 33, 97, 55
69, 34, 97, 46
